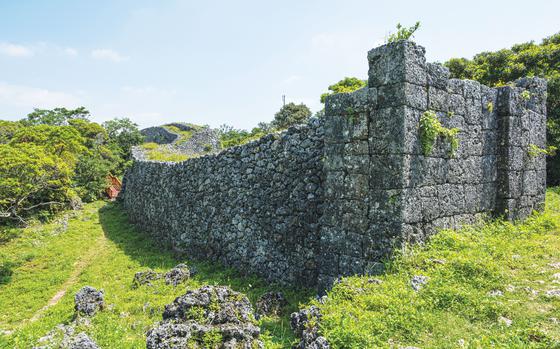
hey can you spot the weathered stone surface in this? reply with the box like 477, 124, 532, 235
256, 292, 288, 317
164, 264, 190, 286
121, 40, 546, 293
291, 306, 330, 349
146, 286, 263, 349
66, 332, 99, 349
132, 269, 161, 288
74, 286, 104, 317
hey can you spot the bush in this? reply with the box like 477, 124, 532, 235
0, 143, 74, 223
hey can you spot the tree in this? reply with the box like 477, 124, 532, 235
0, 144, 74, 224
102, 118, 144, 173
386, 22, 421, 43
10, 125, 87, 166
271, 103, 311, 129
73, 151, 112, 202
444, 31, 560, 184
320, 77, 367, 103
0, 121, 23, 144
23, 107, 90, 126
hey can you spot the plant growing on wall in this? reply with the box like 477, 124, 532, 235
528, 143, 557, 158
386, 22, 421, 43
419, 110, 459, 156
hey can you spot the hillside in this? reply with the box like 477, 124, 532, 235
1, 191, 559, 348
137, 123, 221, 162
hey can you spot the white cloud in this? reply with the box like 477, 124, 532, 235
0, 82, 81, 109
63, 47, 78, 56
0, 43, 34, 57
91, 48, 128, 62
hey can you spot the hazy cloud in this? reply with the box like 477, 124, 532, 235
91, 48, 128, 62
0, 43, 34, 57
0, 82, 81, 109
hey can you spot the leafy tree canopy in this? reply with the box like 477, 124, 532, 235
271, 103, 311, 129
0, 143, 74, 223
320, 77, 366, 103
23, 107, 90, 126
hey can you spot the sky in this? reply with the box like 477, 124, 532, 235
0, 0, 558, 130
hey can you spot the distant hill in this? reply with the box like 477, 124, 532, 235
137, 122, 221, 162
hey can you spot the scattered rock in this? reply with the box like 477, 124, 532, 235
291, 306, 330, 349
132, 269, 161, 288
367, 278, 383, 284
410, 275, 428, 292
498, 316, 512, 327
428, 258, 446, 265
545, 289, 560, 297
164, 264, 190, 286
34, 324, 99, 349
146, 285, 263, 349
548, 262, 560, 269
65, 332, 99, 349
505, 285, 515, 292
552, 273, 560, 280
256, 292, 288, 317
488, 290, 503, 297
75, 286, 104, 316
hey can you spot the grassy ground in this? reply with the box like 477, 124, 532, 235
316, 188, 560, 348
0, 201, 312, 349
2, 192, 560, 348
140, 142, 190, 162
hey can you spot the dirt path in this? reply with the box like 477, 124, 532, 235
25, 235, 108, 324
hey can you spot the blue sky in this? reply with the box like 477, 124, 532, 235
0, 0, 558, 130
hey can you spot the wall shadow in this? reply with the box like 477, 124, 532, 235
98, 201, 314, 346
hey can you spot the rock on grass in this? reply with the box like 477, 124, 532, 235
74, 286, 104, 317
147, 285, 263, 349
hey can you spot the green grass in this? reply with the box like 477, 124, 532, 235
140, 143, 190, 162
0, 202, 312, 348
316, 189, 560, 348
163, 124, 199, 145
3, 191, 560, 348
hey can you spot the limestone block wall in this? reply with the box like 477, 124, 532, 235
121, 40, 547, 292
122, 120, 325, 287
317, 41, 547, 289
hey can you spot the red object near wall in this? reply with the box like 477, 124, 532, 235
106, 175, 122, 199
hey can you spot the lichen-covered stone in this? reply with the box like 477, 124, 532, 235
256, 292, 288, 317
147, 286, 263, 349
164, 264, 190, 286
291, 306, 330, 349
132, 269, 161, 288
66, 332, 99, 349
74, 286, 104, 316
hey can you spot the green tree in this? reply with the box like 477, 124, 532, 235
271, 103, 311, 129
73, 151, 112, 202
386, 22, 421, 43
320, 77, 367, 103
102, 117, 144, 172
444, 31, 560, 184
0, 144, 74, 224
23, 107, 90, 126
9, 125, 87, 165
0, 121, 23, 144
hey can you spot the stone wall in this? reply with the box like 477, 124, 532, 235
317, 41, 547, 290
122, 119, 324, 287
121, 40, 547, 292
